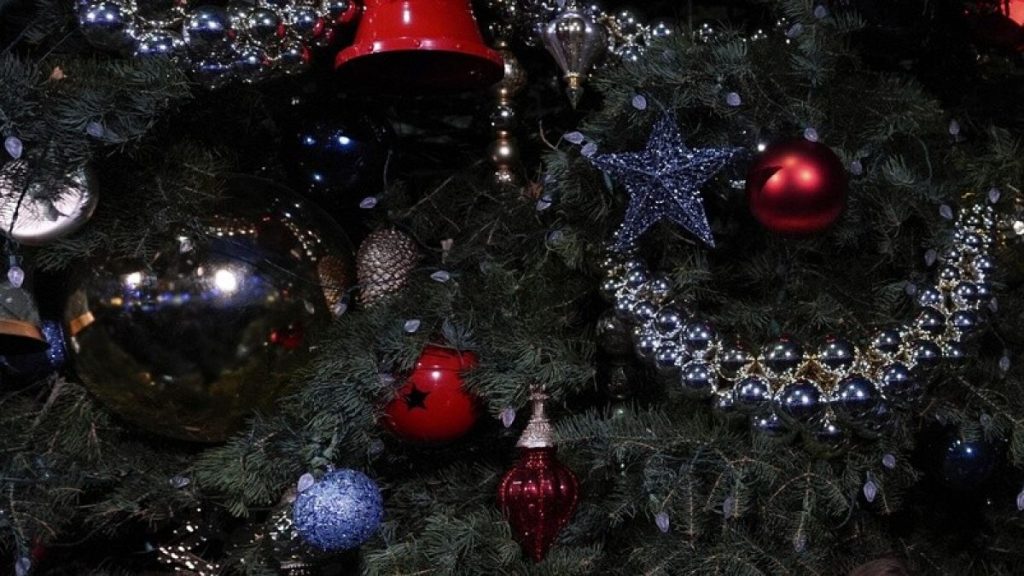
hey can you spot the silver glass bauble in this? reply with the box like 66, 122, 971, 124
733, 375, 772, 413
871, 329, 902, 356
653, 342, 684, 376
77, 0, 137, 52
973, 255, 995, 275
183, 5, 235, 56
777, 379, 825, 424
645, 275, 671, 305
719, 344, 753, 376
64, 177, 354, 442
680, 360, 715, 396
613, 294, 637, 321
762, 336, 803, 377
817, 336, 856, 375
911, 339, 942, 369
287, 6, 324, 42
234, 42, 271, 83
245, 7, 283, 42
681, 320, 716, 355
951, 283, 978, 307
831, 375, 880, 421
916, 286, 943, 308
879, 362, 918, 401
623, 267, 648, 289
654, 306, 685, 338
915, 306, 946, 335
950, 310, 979, 336
974, 282, 993, 302
540, 1, 608, 106
632, 300, 658, 322
135, 29, 187, 58
634, 331, 660, 361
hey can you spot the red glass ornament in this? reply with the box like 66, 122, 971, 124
384, 345, 479, 442
746, 139, 848, 235
335, 0, 503, 90
498, 447, 580, 563
497, 393, 579, 562
269, 324, 305, 350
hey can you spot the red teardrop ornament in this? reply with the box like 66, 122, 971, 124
497, 393, 579, 562
498, 447, 580, 562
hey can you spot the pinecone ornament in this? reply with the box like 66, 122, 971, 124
357, 228, 420, 305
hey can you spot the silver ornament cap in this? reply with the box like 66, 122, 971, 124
516, 390, 556, 449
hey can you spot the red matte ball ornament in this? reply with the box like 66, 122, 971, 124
497, 393, 580, 563
746, 139, 848, 235
384, 345, 479, 443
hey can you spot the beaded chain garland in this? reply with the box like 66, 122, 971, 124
600, 201, 998, 449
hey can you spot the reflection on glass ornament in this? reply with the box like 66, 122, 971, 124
64, 177, 354, 442
0, 161, 99, 246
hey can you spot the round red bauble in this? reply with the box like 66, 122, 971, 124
746, 139, 848, 235
384, 345, 479, 442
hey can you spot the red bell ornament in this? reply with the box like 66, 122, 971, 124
497, 392, 580, 563
746, 139, 848, 235
384, 345, 479, 442
335, 0, 503, 91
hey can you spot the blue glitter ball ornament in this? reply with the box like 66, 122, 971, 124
292, 469, 384, 552
2, 320, 67, 379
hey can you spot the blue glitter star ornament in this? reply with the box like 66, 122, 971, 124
589, 115, 742, 251
293, 468, 384, 552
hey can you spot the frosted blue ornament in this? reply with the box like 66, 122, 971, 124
292, 469, 384, 552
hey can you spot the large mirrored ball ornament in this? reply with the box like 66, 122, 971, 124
64, 177, 354, 442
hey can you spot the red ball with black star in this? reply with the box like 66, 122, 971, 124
384, 345, 479, 443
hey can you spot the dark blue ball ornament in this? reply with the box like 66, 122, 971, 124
2, 320, 67, 379
292, 469, 384, 552
286, 107, 393, 204
941, 437, 999, 492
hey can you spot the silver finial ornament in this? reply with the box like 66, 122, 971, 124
540, 1, 607, 107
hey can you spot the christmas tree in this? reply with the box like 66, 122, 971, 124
1, 0, 1023, 574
